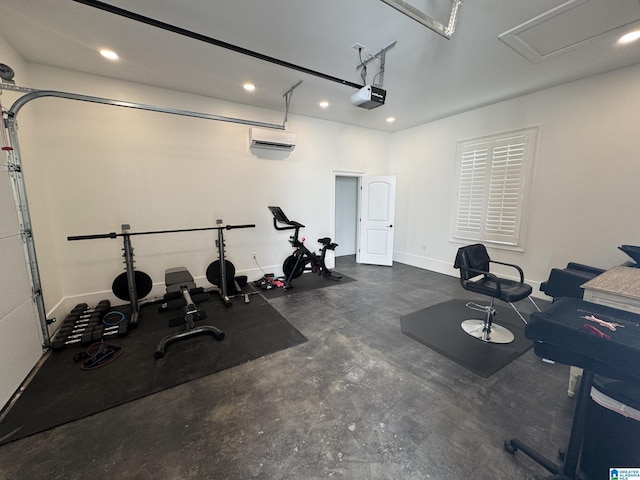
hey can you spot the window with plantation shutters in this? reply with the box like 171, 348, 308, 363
452, 127, 538, 250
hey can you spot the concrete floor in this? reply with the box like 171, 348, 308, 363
0, 257, 575, 479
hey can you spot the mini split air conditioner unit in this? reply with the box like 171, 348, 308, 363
249, 127, 296, 151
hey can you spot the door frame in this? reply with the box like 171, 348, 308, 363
330, 170, 364, 267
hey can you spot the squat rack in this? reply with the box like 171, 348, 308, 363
0, 81, 286, 349
67, 222, 256, 328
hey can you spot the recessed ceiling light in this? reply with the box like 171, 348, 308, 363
386, 116, 396, 123
99, 49, 119, 60
319, 100, 329, 108
243, 83, 256, 92
618, 30, 640, 45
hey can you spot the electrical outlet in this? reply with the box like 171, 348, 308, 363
352, 43, 366, 51
252, 252, 256, 257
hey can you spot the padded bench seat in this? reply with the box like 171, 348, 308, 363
526, 297, 640, 381
540, 263, 605, 300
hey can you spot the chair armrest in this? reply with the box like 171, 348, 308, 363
460, 266, 502, 296
489, 259, 525, 282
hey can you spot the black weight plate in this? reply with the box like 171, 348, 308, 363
112, 271, 153, 301
206, 260, 235, 288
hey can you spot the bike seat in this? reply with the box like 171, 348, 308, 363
317, 237, 332, 246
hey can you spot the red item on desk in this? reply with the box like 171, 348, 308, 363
583, 323, 611, 340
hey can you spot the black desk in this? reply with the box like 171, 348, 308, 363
505, 297, 640, 479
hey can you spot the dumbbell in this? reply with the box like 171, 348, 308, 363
94, 310, 129, 339
57, 315, 100, 333
91, 300, 111, 316
72, 300, 109, 318
70, 303, 89, 314
92, 321, 128, 340
55, 319, 95, 339
61, 303, 91, 321
59, 306, 104, 332
50, 301, 111, 352
58, 306, 87, 328
78, 301, 110, 319
51, 328, 95, 351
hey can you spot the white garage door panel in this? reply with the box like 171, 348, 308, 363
0, 235, 32, 319
1, 132, 43, 412
0, 300, 43, 409
0, 188, 20, 238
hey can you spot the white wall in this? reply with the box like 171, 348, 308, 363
391, 63, 640, 291
14, 64, 390, 326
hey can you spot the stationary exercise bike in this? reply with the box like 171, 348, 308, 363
269, 206, 341, 290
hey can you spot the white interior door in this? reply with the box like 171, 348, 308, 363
357, 175, 396, 266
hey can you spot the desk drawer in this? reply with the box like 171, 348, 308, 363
584, 291, 640, 314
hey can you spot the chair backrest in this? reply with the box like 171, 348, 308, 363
454, 244, 490, 281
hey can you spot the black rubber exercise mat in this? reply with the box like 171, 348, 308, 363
400, 299, 533, 378
258, 271, 355, 299
0, 292, 306, 445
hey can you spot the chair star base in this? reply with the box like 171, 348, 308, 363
461, 318, 515, 344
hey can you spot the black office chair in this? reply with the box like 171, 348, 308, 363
454, 243, 540, 344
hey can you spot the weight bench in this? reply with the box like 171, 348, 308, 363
154, 267, 225, 359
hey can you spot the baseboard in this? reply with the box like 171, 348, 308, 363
393, 251, 457, 277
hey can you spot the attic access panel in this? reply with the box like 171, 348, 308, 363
499, 0, 640, 63
380, 0, 462, 39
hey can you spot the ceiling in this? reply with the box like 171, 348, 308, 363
1, 0, 639, 132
